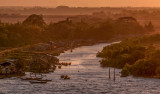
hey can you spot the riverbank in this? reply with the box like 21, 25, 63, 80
0, 39, 111, 78
97, 34, 160, 79
0, 42, 160, 93
0, 33, 148, 78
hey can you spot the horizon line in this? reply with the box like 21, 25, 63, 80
1, 5, 160, 8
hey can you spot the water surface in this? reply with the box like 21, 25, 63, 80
0, 43, 160, 94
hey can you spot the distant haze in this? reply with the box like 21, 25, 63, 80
0, 0, 160, 7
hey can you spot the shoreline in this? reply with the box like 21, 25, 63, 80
0, 34, 141, 79
0, 39, 112, 78
97, 34, 160, 79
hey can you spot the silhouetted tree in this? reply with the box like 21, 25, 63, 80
145, 21, 154, 32
23, 14, 45, 27
117, 17, 137, 23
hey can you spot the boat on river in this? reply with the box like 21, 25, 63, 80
37, 79, 52, 81
61, 75, 70, 80
21, 77, 42, 80
29, 80, 47, 84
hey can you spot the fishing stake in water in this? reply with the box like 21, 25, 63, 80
109, 67, 110, 79
114, 67, 115, 81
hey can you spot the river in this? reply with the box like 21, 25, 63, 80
0, 42, 160, 94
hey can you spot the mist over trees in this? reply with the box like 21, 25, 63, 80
0, 14, 150, 47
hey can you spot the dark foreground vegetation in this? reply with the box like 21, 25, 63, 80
97, 34, 160, 78
0, 14, 151, 78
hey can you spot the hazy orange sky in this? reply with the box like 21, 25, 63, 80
0, 0, 160, 7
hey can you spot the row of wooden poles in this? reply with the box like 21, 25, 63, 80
108, 67, 116, 81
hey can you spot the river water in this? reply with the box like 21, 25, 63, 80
0, 43, 160, 94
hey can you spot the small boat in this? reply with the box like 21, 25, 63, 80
68, 62, 71, 65
29, 80, 47, 84
61, 75, 65, 78
58, 66, 61, 69
64, 76, 70, 80
21, 77, 33, 80
38, 79, 52, 81
21, 77, 42, 80
49, 69, 54, 72
60, 75, 70, 80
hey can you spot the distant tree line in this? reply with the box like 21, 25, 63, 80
0, 14, 152, 47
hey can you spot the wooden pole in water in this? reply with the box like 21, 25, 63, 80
70, 41, 72, 52
109, 67, 110, 79
114, 67, 115, 81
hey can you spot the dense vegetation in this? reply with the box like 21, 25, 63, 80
0, 14, 149, 47
97, 34, 160, 78
0, 14, 155, 78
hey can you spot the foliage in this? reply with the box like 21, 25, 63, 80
23, 14, 45, 27
14, 59, 27, 73
121, 64, 131, 77
0, 15, 152, 76
145, 21, 154, 32
155, 67, 160, 77
0, 15, 146, 47
130, 59, 156, 76
98, 34, 160, 78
